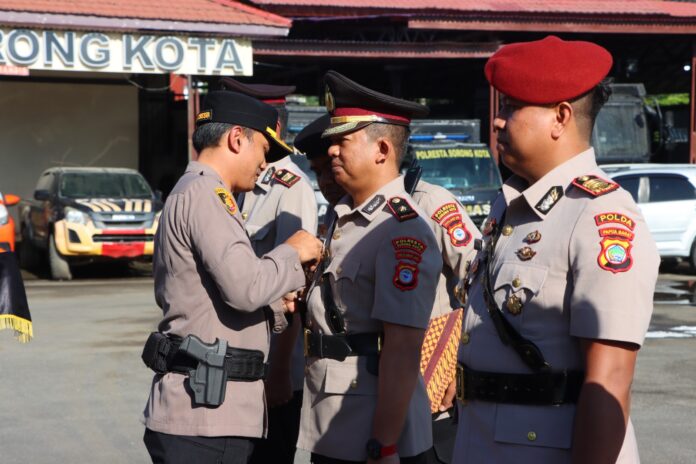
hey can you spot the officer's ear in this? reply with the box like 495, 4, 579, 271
227, 126, 245, 154
375, 137, 392, 165
551, 101, 573, 140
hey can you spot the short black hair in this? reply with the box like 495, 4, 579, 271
364, 123, 410, 165
570, 79, 613, 139
192, 123, 255, 153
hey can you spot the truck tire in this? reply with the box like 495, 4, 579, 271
49, 233, 72, 281
19, 228, 40, 270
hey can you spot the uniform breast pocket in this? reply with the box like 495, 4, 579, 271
323, 357, 378, 396
492, 262, 548, 315
325, 259, 361, 309
494, 403, 575, 449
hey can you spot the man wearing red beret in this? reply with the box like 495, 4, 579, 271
453, 36, 659, 463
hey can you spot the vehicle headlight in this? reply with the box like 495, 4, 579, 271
64, 207, 89, 225
0, 204, 8, 225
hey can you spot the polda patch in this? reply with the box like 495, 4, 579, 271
594, 212, 636, 231
215, 187, 237, 216
598, 236, 633, 273
392, 237, 427, 255
393, 261, 419, 291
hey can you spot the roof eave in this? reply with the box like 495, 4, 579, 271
408, 17, 696, 35
0, 10, 290, 37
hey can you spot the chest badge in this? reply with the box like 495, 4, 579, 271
524, 231, 542, 244
516, 246, 536, 261
506, 294, 523, 315
214, 187, 237, 216
535, 186, 564, 215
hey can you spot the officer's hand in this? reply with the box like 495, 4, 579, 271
439, 378, 457, 411
281, 292, 298, 314
265, 366, 293, 408
367, 454, 400, 464
285, 230, 322, 265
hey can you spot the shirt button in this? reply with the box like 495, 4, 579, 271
502, 225, 514, 236
527, 431, 537, 442
294, 263, 300, 271
242, 212, 248, 220
336, 266, 343, 275
350, 379, 358, 389
333, 229, 341, 240
512, 277, 521, 288
460, 332, 470, 345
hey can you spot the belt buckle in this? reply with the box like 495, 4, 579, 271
456, 364, 467, 405
303, 329, 311, 357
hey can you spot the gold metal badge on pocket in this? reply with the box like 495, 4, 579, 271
506, 294, 523, 315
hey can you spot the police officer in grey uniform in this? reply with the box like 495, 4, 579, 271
221, 78, 318, 464
453, 36, 659, 463
141, 90, 322, 464
297, 71, 442, 464
296, 112, 480, 464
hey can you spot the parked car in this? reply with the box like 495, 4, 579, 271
19, 167, 163, 280
603, 163, 696, 268
0, 192, 20, 252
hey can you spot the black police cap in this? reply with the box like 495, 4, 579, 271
195, 90, 292, 162
323, 70, 429, 137
219, 77, 296, 102
294, 114, 331, 160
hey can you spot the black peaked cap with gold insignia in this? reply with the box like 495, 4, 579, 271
322, 70, 429, 138
196, 90, 292, 162
294, 114, 331, 160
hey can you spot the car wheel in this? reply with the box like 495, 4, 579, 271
19, 228, 40, 270
690, 240, 696, 274
49, 233, 72, 281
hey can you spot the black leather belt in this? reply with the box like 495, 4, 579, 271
456, 363, 584, 406
167, 339, 268, 382
303, 329, 382, 361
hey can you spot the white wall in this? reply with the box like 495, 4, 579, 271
0, 81, 138, 228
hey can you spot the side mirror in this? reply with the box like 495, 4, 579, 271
3, 194, 20, 206
34, 189, 50, 201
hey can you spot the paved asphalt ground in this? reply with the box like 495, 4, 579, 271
0, 266, 695, 463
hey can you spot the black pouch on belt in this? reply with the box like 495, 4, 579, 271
141, 332, 173, 374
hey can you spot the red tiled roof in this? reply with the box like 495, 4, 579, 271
0, 0, 291, 27
249, 0, 696, 18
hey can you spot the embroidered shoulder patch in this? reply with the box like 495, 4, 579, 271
392, 236, 426, 292
572, 175, 619, 197
535, 186, 564, 214
215, 187, 237, 216
431, 203, 458, 223
273, 169, 301, 188
594, 212, 636, 231
598, 236, 633, 273
387, 197, 418, 222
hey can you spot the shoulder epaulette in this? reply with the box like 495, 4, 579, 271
572, 175, 619, 197
387, 196, 418, 222
273, 169, 301, 188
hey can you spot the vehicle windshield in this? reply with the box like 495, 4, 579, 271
593, 103, 650, 162
59, 172, 153, 199
414, 147, 502, 191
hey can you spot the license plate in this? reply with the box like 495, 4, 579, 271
112, 214, 136, 220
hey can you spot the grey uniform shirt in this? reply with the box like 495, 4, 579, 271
411, 180, 480, 318
453, 149, 659, 463
142, 161, 305, 438
297, 176, 442, 461
239, 157, 318, 391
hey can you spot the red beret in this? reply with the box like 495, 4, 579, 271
485, 35, 613, 105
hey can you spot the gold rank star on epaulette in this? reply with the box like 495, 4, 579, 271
387, 197, 418, 222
